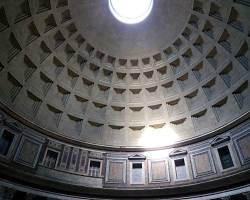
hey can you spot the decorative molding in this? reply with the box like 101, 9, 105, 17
14, 135, 44, 168
105, 159, 127, 184
148, 159, 170, 183
233, 131, 250, 165
169, 149, 188, 157
128, 154, 146, 160
4, 120, 23, 133
211, 136, 231, 147
190, 149, 216, 178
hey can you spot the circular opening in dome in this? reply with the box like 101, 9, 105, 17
109, 0, 153, 24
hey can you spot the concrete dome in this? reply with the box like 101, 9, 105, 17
0, 1, 250, 200
0, 0, 249, 148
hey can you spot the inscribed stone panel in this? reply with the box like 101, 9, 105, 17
151, 161, 167, 181
14, 136, 42, 168
19, 139, 39, 164
193, 153, 211, 174
108, 161, 124, 183
238, 134, 250, 161
191, 150, 216, 178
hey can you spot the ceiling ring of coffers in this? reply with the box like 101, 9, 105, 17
0, 0, 249, 149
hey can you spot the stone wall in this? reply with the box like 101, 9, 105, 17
0, 109, 250, 198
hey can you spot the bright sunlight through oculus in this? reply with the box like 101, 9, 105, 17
109, 0, 153, 24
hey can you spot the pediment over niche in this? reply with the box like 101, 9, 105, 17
169, 149, 187, 157
211, 136, 231, 147
4, 120, 23, 132
128, 154, 146, 160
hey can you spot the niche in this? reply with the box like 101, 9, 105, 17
170, 149, 189, 181
218, 146, 234, 170
174, 159, 188, 181
88, 159, 102, 177
211, 136, 235, 171
129, 154, 146, 184
43, 149, 59, 169
131, 162, 145, 184
0, 130, 15, 156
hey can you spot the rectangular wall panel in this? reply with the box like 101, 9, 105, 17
78, 150, 88, 173
59, 145, 71, 170
234, 132, 250, 165
190, 149, 216, 178
14, 135, 43, 168
105, 159, 126, 184
148, 160, 169, 183
69, 148, 79, 171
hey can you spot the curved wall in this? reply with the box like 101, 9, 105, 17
0, 109, 250, 198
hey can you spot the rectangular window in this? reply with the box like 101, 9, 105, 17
131, 162, 144, 184
44, 149, 59, 169
0, 130, 14, 156
218, 146, 234, 169
88, 160, 101, 177
175, 159, 187, 180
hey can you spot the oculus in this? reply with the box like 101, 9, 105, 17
109, 0, 153, 24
